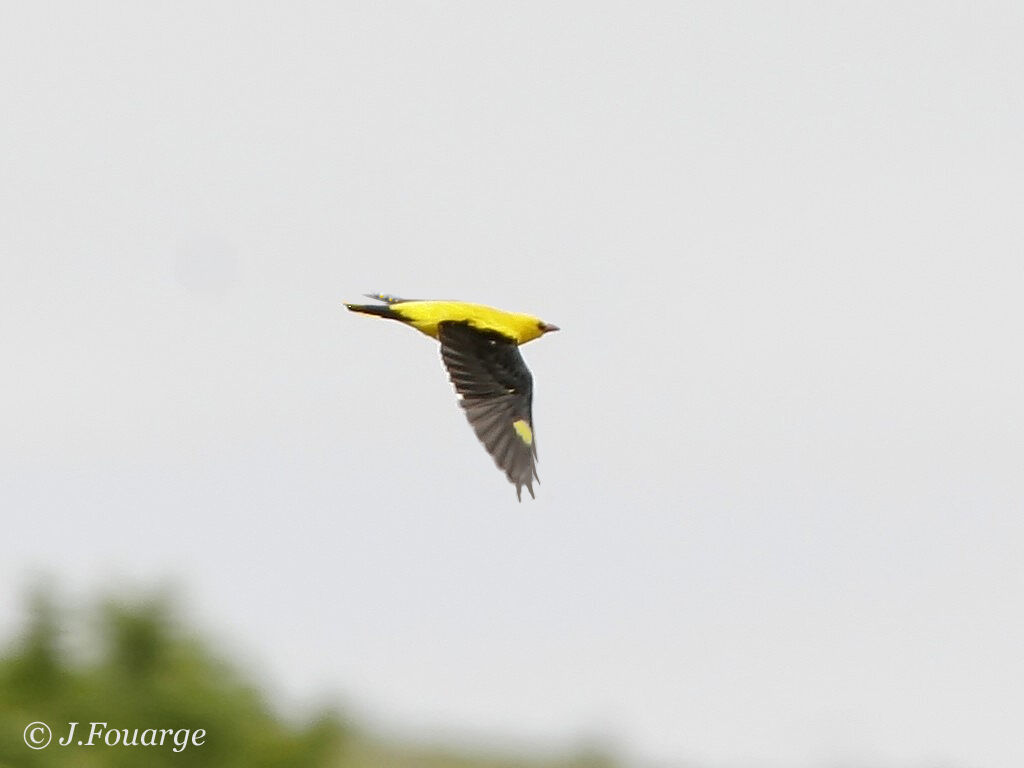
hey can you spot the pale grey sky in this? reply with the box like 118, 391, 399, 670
3, 3, 1023, 767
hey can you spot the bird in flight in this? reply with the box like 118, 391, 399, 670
345, 293, 559, 500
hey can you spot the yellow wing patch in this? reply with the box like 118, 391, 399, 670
512, 419, 533, 445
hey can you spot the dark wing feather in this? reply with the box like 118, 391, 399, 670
363, 292, 416, 304
438, 321, 538, 500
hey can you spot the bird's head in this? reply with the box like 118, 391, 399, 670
513, 314, 560, 344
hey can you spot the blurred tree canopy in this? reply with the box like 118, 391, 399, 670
0, 584, 618, 768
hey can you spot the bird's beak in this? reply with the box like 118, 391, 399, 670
542, 323, 560, 333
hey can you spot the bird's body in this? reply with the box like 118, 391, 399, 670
347, 296, 549, 345
345, 293, 558, 500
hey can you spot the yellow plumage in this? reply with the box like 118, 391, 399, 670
381, 300, 550, 345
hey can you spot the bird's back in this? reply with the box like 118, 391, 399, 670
390, 301, 546, 345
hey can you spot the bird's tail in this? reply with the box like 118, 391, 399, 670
344, 302, 403, 320
346, 292, 417, 320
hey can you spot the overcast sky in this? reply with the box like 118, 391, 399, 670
3, 3, 1023, 767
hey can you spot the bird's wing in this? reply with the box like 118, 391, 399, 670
363, 292, 415, 304
438, 321, 539, 500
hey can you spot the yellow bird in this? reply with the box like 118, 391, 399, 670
345, 293, 559, 500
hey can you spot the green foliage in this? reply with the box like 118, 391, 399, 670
0, 585, 347, 768
0, 584, 619, 768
